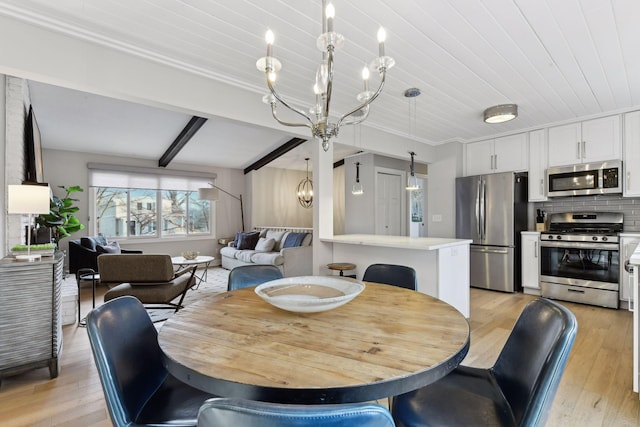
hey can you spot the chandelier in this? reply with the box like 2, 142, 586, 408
297, 158, 313, 208
256, 0, 395, 151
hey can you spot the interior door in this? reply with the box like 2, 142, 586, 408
375, 172, 402, 235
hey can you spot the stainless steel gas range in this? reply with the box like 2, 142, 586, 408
539, 212, 623, 308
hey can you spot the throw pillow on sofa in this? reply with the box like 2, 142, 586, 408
236, 231, 260, 250
255, 237, 276, 252
96, 241, 121, 254
282, 232, 309, 248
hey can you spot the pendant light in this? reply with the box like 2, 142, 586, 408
406, 151, 420, 191
297, 158, 313, 208
352, 162, 364, 195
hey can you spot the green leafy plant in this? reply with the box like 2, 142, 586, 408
35, 185, 86, 245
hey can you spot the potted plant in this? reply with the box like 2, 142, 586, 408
35, 185, 86, 246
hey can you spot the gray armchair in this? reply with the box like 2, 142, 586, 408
99, 254, 196, 312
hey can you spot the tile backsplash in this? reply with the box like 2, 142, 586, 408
534, 194, 640, 232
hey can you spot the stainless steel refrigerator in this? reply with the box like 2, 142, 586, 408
456, 172, 528, 292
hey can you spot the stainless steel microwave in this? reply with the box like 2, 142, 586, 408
546, 160, 622, 197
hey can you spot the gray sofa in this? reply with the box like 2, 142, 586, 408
220, 227, 312, 277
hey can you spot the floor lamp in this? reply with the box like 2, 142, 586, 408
8, 184, 51, 261
198, 183, 245, 232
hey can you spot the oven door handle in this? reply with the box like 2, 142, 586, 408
539, 240, 619, 251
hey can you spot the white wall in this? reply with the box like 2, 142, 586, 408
427, 142, 464, 238
251, 167, 313, 228
0, 75, 6, 256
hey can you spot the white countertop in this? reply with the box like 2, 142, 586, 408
321, 234, 472, 251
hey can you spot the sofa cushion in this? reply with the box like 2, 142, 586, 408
236, 250, 257, 263
96, 241, 121, 254
255, 237, 276, 252
236, 231, 260, 250
250, 251, 284, 266
80, 237, 98, 250
220, 246, 240, 259
282, 232, 309, 248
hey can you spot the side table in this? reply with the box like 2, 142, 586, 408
76, 268, 99, 327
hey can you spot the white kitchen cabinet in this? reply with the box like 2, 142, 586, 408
521, 232, 540, 295
465, 133, 527, 176
528, 129, 547, 201
548, 115, 621, 167
620, 234, 640, 309
624, 111, 640, 197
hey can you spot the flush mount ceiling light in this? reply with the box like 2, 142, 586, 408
483, 104, 518, 124
256, 0, 394, 152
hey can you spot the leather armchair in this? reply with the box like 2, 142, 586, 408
363, 264, 417, 291
86, 296, 215, 426
69, 235, 142, 274
227, 264, 283, 291
197, 398, 396, 427
391, 298, 578, 427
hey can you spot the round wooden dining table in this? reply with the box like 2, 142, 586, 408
158, 281, 470, 404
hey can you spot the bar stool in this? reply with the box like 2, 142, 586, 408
327, 262, 357, 278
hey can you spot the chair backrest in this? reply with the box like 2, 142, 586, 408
362, 263, 417, 291
227, 264, 283, 291
492, 298, 577, 427
197, 398, 396, 427
86, 296, 167, 427
98, 254, 175, 284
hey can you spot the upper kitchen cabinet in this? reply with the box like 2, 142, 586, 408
465, 133, 527, 176
548, 115, 621, 167
624, 111, 640, 197
528, 129, 547, 202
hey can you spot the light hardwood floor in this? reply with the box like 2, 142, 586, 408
0, 274, 639, 426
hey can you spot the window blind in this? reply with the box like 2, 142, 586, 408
87, 163, 215, 191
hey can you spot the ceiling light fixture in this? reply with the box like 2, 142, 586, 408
256, 0, 394, 152
352, 162, 363, 195
406, 151, 420, 191
297, 158, 313, 208
483, 104, 518, 124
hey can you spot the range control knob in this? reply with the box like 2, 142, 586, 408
548, 235, 554, 240
602, 236, 608, 242
592, 236, 598, 241
557, 235, 562, 240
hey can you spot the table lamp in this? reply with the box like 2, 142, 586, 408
8, 184, 51, 261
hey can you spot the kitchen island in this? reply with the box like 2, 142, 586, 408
321, 234, 472, 317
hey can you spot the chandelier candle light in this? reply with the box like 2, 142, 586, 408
256, 0, 395, 151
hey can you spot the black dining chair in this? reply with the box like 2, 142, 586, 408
362, 263, 417, 291
391, 297, 578, 427
86, 296, 216, 427
197, 398, 396, 427
227, 264, 283, 291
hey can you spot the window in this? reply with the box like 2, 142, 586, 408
88, 163, 215, 240
95, 187, 210, 238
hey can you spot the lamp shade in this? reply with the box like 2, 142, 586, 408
198, 187, 220, 201
8, 185, 50, 214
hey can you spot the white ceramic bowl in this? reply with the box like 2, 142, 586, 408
255, 276, 365, 313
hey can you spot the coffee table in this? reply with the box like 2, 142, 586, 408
171, 255, 215, 288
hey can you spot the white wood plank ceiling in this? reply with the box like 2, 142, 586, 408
1, 0, 639, 152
